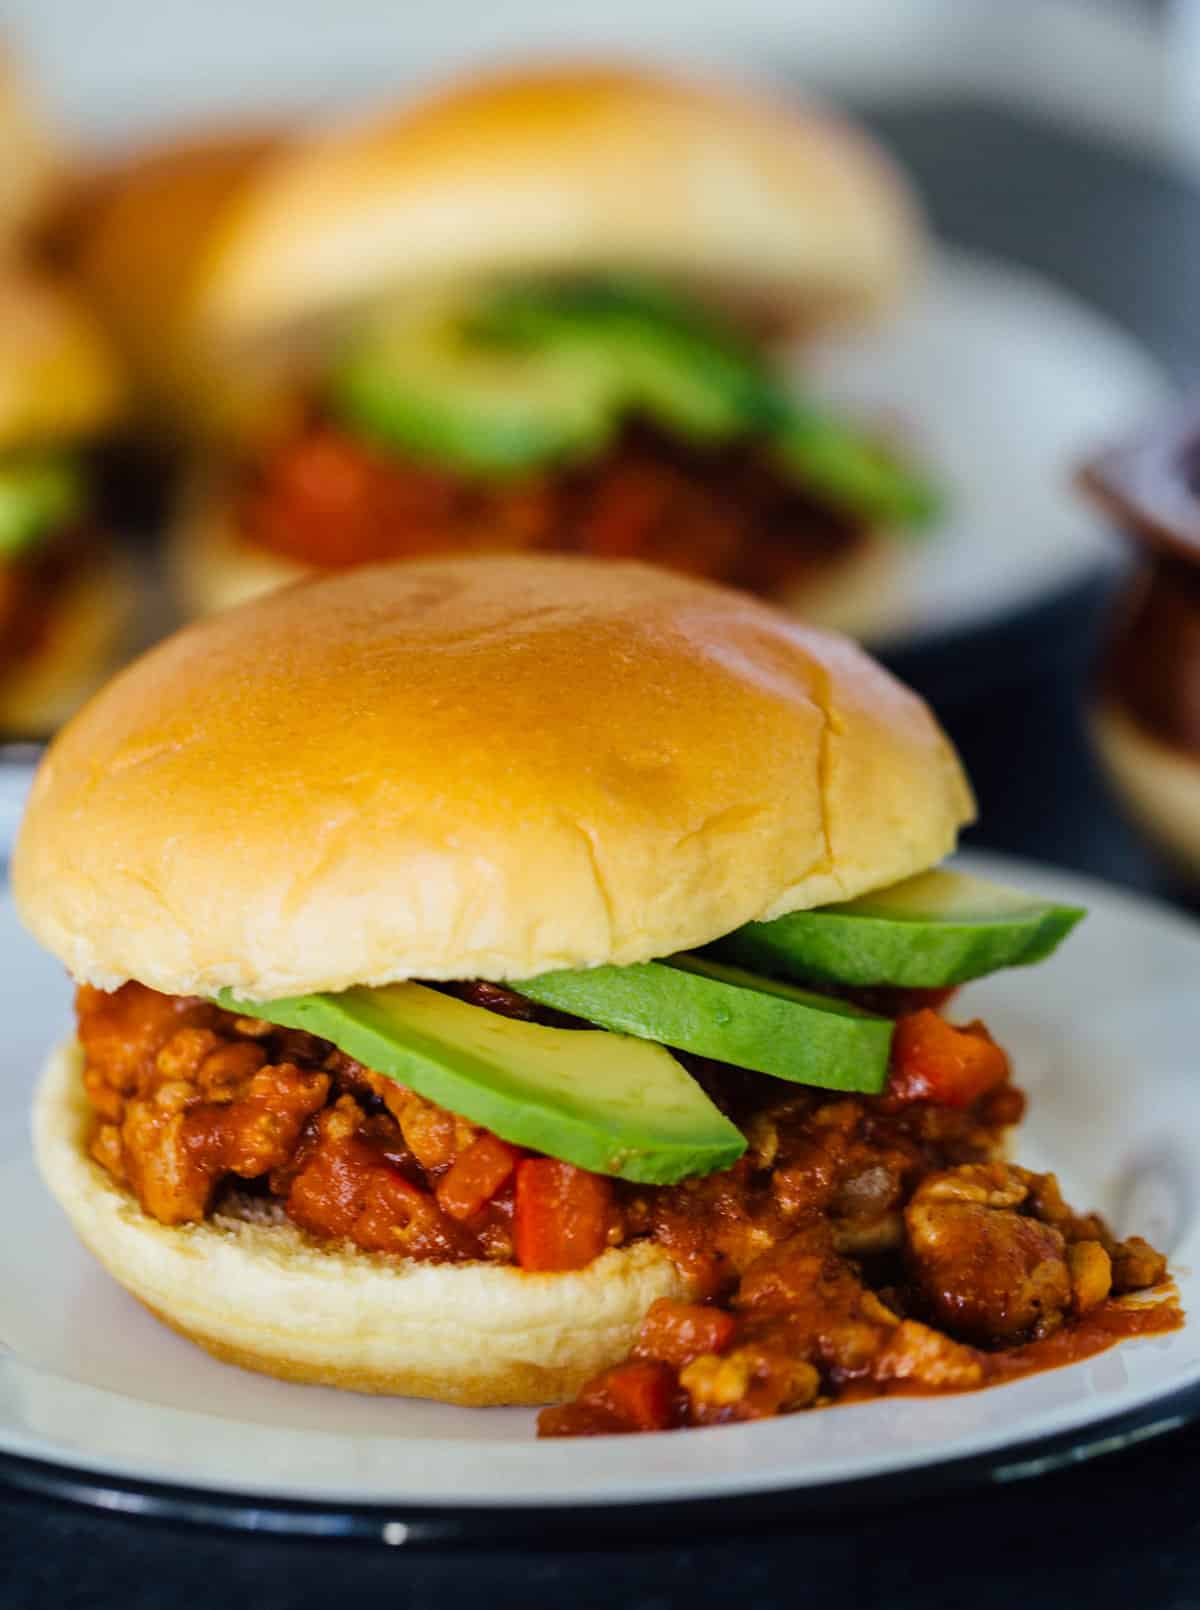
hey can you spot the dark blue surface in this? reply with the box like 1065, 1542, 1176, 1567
5, 99, 1200, 1606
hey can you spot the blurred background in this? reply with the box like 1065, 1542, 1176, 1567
0, 0, 1197, 901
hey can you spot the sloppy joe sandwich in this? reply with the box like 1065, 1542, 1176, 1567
66, 63, 937, 634
15, 556, 1174, 1430
0, 264, 133, 735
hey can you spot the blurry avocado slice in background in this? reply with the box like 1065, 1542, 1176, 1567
329, 298, 619, 474
472, 278, 781, 442
0, 453, 84, 559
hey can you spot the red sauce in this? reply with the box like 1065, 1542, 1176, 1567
983, 1286, 1184, 1385
238, 417, 865, 598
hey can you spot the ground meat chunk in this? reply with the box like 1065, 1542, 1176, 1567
117, 1056, 330, 1226
79, 983, 331, 1224
905, 1164, 1073, 1343
366, 1075, 482, 1174
282, 1096, 472, 1261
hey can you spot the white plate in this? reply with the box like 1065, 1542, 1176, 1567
0, 850, 1197, 1520
802, 247, 1168, 649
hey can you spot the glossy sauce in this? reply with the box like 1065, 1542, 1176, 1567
844, 1286, 1184, 1402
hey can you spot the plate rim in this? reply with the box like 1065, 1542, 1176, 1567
0, 1382, 1195, 1544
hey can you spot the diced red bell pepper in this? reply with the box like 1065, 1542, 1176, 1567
633, 1298, 737, 1368
435, 1134, 522, 1221
579, 1361, 678, 1432
513, 1158, 613, 1272
887, 1009, 1009, 1108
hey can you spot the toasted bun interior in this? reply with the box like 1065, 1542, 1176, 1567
15, 555, 972, 998
35, 1038, 691, 1404
195, 63, 922, 349
169, 471, 311, 617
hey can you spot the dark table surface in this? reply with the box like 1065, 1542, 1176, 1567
6, 97, 1200, 1608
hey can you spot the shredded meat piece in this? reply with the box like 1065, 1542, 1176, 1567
239, 418, 865, 596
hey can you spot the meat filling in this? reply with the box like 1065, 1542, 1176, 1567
238, 418, 865, 595
76, 981, 1172, 1432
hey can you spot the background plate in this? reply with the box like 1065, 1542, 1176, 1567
804, 246, 1166, 650
0, 851, 1196, 1518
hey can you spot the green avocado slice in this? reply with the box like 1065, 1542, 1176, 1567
713, 869, 1086, 990
329, 277, 941, 526
472, 278, 781, 442
0, 453, 84, 560
330, 299, 620, 474
216, 981, 745, 1185
770, 408, 942, 529
516, 954, 893, 1094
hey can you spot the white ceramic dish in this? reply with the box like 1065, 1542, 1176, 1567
0, 851, 1195, 1529
803, 246, 1166, 649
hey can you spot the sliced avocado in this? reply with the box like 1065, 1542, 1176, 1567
330, 299, 620, 474
472, 278, 781, 442
216, 982, 745, 1185
0, 453, 84, 559
329, 276, 943, 525
770, 407, 942, 528
516, 954, 893, 1094
713, 869, 1086, 990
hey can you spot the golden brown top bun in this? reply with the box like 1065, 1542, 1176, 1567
194, 64, 921, 349
14, 555, 972, 999
0, 264, 123, 449
0, 49, 60, 249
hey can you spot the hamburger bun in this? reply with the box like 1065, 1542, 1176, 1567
0, 264, 123, 451
56, 65, 921, 440
169, 469, 917, 639
15, 555, 972, 1001
194, 63, 922, 353
34, 1038, 691, 1404
50, 128, 283, 435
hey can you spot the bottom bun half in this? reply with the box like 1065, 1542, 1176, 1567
0, 548, 137, 738
34, 1039, 694, 1405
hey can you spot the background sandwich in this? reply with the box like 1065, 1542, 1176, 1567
15, 555, 1171, 1426
0, 263, 133, 735
61, 63, 938, 635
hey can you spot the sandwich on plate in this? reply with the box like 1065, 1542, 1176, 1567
15, 556, 1174, 1433
64, 63, 938, 634
0, 264, 133, 736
